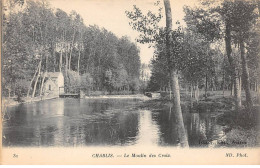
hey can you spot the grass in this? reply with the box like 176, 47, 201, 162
140, 90, 260, 147
220, 127, 260, 147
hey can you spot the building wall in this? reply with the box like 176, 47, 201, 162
57, 73, 64, 94
43, 80, 59, 96
43, 73, 65, 95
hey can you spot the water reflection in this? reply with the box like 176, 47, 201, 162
149, 106, 224, 147
186, 113, 225, 147
135, 110, 160, 146
3, 98, 224, 147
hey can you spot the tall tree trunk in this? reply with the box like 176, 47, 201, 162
27, 63, 40, 97
39, 72, 46, 96
53, 42, 56, 72
239, 38, 253, 108
68, 44, 72, 70
225, 22, 241, 110
211, 77, 216, 91
169, 80, 172, 100
205, 74, 208, 99
257, 78, 260, 104
164, 0, 189, 148
230, 76, 233, 96
69, 28, 76, 70
40, 53, 48, 96
170, 70, 189, 147
77, 48, 81, 75
65, 45, 69, 77
238, 76, 242, 105
86, 48, 95, 71
194, 83, 199, 102
223, 67, 225, 97
32, 58, 42, 98
185, 84, 189, 97
59, 48, 63, 72
190, 84, 193, 109
60, 30, 66, 72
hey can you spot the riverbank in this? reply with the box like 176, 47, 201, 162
2, 94, 150, 108
139, 92, 260, 148
215, 106, 260, 147
84, 94, 150, 100
2, 94, 59, 122
2, 94, 59, 107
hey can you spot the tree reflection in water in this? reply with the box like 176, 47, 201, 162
153, 105, 224, 147
2, 98, 225, 147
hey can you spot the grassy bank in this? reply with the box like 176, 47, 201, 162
2, 90, 140, 107
216, 106, 260, 147
2, 94, 59, 107
139, 91, 260, 147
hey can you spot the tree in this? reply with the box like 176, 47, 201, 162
181, 30, 215, 102
126, 0, 189, 147
148, 55, 169, 92
184, 0, 259, 111
228, 0, 257, 109
3, 0, 141, 97
184, 1, 239, 110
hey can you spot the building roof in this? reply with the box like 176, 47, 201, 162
44, 72, 62, 78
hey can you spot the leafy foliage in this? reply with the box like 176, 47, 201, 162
2, 0, 141, 96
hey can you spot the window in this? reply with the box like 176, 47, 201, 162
49, 85, 51, 91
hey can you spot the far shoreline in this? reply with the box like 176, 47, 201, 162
2, 94, 152, 108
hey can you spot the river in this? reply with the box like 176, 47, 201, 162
2, 97, 225, 147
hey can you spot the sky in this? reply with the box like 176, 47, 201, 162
49, 0, 198, 64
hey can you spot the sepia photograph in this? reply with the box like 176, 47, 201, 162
1, 0, 260, 165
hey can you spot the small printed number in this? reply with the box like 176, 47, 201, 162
13, 154, 18, 158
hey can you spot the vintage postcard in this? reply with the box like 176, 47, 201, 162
1, 0, 260, 165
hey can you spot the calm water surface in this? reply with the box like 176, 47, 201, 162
2, 98, 224, 147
